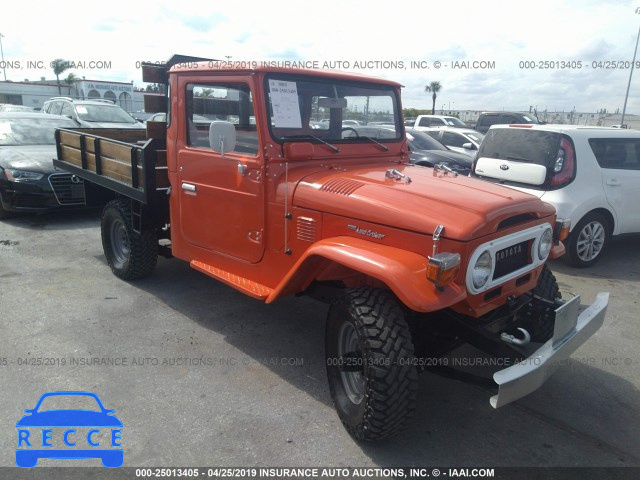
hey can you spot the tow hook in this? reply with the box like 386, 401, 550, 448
500, 328, 531, 346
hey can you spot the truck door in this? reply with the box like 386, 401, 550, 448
176, 78, 264, 263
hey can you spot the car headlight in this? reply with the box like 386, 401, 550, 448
538, 228, 553, 260
472, 250, 492, 289
4, 169, 44, 182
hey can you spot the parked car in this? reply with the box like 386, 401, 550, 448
413, 115, 467, 128
405, 128, 473, 174
472, 124, 640, 267
42, 97, 144, 129
0, 112, 110, 219
475, 111, 539, 134
421, 127, 485, 157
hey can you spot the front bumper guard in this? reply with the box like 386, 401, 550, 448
490, 292, 609, 408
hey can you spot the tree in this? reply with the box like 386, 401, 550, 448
64, 73, 79, 99
51, 59, 70, 95
424, 81, 442, 115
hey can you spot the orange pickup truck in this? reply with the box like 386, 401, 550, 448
54, 55, 609, 441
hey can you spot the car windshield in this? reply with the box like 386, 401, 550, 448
406, 130, 448, 151
75, 104, 137, 123
0, 117, 77, 146
265, 74, 402, 143
443, 117, 466, 127
36, 394, 102, 412
465, 131, 485, 143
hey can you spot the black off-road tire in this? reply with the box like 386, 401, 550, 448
525, 264, 562, 342
101, 199, 157, 280
325, 287, 418, 441
565, 212, 610, 268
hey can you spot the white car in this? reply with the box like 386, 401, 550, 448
473, 124, 640, 267
421, 127, 485, 157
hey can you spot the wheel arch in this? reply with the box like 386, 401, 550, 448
265, 236, 466, 312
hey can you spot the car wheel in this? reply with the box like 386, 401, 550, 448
101, 199, 158, 280
325, 287, 418, 441
565, 212, 610, 268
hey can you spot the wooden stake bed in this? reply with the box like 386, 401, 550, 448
53, 127, 169, 206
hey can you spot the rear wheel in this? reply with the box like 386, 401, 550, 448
101, 199, 157, 280
325, 287, 418, 441
565, 212, 610, 268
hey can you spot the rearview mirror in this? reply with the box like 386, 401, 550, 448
318, 97, 347, 109
209, 121, 236, 156
462, 142, 475, 150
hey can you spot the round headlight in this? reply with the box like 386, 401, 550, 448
472, 250, 492, 289
538, 228, 553, 260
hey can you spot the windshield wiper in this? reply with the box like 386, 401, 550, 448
359, 136, 389, 151
281, 135, 339, 153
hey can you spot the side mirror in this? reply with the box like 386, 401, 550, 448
462, 142, 475, 150
284, 142, 315, 161
209, 121, 236, 156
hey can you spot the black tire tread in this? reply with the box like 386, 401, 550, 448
526, 264, 561, 341
327, 287, 418, 441
101, 199, 157, 280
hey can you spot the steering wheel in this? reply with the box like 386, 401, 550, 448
341, 127, 360, 138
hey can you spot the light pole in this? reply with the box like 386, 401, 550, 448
0, 33, 6, 81
621, 7, 640, 128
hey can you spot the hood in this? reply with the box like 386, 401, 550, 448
0, 145, 58, 174
79, 120, 145, 129
293, 164, 555, 241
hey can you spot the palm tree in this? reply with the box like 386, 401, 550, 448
51, 59, 70, 95
64, 73, 79, 99
425, 81, 442, 115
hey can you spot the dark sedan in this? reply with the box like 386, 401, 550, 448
0, 113, 103, 218
405, 128, 473, 175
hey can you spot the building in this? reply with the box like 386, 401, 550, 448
0, 79, 148, 112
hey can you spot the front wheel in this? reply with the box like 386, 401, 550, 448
325, 287, 418, 441
565, 212, 610, 268
101, 199, 158, 280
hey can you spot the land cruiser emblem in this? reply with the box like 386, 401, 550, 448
347, 224, 386, 239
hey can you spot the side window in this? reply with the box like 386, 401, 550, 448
186, 83, 257, 155
425, 131, 440, 141
442, 132, 466, 148
48, 102, 63, 115
589, 138, 640, 170
60, 103, 74, 118
500, 115, 516, 124
419, 117, 430, 127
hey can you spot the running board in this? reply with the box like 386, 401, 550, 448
190, 260, 273, 300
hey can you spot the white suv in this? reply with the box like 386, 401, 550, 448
472, 125, 640, 267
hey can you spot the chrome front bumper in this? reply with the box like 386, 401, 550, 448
490, 292, 609, 408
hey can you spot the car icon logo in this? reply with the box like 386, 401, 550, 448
15, 391, 123, 468
500, 164, 510, 171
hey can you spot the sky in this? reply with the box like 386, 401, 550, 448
2, 0, 640, 114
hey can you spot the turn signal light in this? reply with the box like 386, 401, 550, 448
427, 253, 461, 289
554, 218, 571, 243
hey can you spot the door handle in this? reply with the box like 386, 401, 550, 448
181, 182, 196, 192
606, 178, 621, 186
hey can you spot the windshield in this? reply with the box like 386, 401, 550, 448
443, 117, 466, 127
0, 117, 77, 146
265, 74, 401, 143
406, 130, 448, 151
36, 394, 102, 412
75, 104, 137, 124
465, 131, 485, 143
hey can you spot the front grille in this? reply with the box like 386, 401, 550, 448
493, 240, 530, 279
48, 173, 86, 205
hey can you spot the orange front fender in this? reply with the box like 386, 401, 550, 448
266, 236, 467, 312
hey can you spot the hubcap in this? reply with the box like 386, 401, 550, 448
337, 322, 365, 405
110, 218, 130, 267
576, 221, 605, 262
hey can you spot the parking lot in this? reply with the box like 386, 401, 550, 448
1, 208, 639, 470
